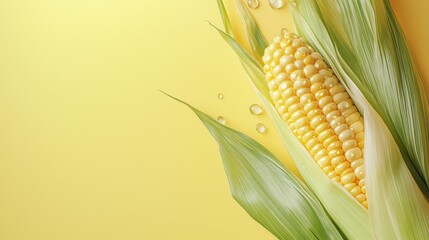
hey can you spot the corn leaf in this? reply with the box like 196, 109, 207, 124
372, 0, 429, 195
216, 0, 233, 36
365, 103, 429, 239
337, 0, 429, 198
350, 77, 429, 239
233, 0, 267, 64
210, 24, 270, 99
291, 0, 429, 198
168, 94, 345, 240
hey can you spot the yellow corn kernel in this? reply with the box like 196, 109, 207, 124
263, 29, 367, 208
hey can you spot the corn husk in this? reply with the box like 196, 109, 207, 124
167, 93, 345, 240
290, 0, 429, 196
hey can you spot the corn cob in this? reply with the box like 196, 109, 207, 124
262, 30, 367, 208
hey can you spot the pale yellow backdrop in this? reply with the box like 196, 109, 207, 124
0, 0, 427, 239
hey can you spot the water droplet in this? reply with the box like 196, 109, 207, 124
247, 0, 259, 9
217, 116, 226, 125
249, 104, 264, 115
269, 0, 285, 9
217, 93, 224, 99
256, 123, 267, 134
291, 0, 298, 7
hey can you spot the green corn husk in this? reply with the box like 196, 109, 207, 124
365, 102, 429, 239
233, 0, 267, 64
167, 93, 345, 240
291, 0, 429, 196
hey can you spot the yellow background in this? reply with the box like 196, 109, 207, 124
0, 0, 427, 239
